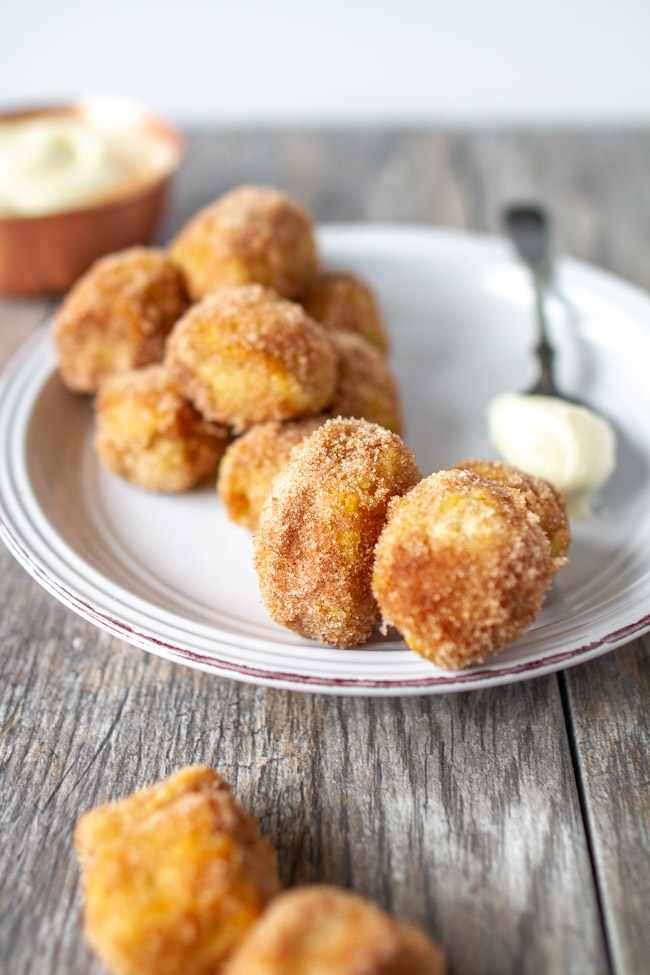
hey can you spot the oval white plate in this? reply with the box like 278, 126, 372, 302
1, 225, 650, 695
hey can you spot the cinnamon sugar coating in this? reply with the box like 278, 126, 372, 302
254, 418, 421, 648
218, 416, 325, 530
165, 285, 337, 432
372, 468, 564, 669
169, 185, 318, 300
452, 458, 571, 560
222, 885, 445, 975
54, 247, 188, 393
327, 331, 402, 434
75, 766, 280, 975
298, 270, 389, 353
94, 364, 229, 492
218, 333, 403, 530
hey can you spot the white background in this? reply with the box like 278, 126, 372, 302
1, 0, 649, 124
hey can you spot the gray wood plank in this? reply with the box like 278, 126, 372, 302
158, 129, 470, 241
562, 642, 650, 975
163, 128, 650, 289
0, 600, 607, 975
448, 129, 650, 291
4, 128, 646, 975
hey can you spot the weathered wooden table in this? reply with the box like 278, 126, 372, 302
1, 130, 649, 975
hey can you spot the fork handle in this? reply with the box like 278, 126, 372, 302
528, 272, 559, 398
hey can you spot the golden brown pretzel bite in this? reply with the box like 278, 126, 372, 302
169, 185, 318, 300
218, 416, 326, 530
452, 458, 571, 560
254, 418, 421, 648
94, 364, 229, 492
54, 247, 188, 393
327, 330, 402, 434
75, 766, 280, 975
222, 885, 445, 975
298, 270, 389, 353
165, 285, 337, 432
373, 468, 562, 669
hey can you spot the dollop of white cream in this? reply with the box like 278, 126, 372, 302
0, 115, 175, 217
487, 392, 615, 516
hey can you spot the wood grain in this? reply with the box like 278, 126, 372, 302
562, 641, 650, 975
2, 128, 649, 975
0, 613, 607, 975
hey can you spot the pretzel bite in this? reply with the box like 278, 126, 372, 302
328, 331, 402, 434
94, 364, 229, 492
218, 416, 325, 530
54, 247, 188, 393
372, 468, 562, 669
453, 458, 571, 560
75, 766, 280, 975
222, 886, 445, 975
169, 185, 318, 300
299, 270, 389, 353
165, 285, 337, 431
255, 418, 421, 648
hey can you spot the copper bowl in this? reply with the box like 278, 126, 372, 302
0, 95, 184, 295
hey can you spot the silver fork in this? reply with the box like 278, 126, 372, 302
503, 202, 568, 400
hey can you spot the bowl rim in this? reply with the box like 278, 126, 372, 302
0, 93, 184, 226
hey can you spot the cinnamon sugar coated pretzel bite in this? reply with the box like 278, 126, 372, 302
169, 185, 319, 300
327, 331, 402, 434
54, 247, 188, 393
299, 270, 390, 353
218, 416, 325, 530
222, 886, 445, 975
75, 766, 280, 975
254, 418, 421, 648
94, 364, 229, 492
372, 468, 564, 669
165, 285, 337, 432
452, 458, 571, 559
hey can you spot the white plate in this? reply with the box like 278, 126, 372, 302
1, 225, 650, 695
